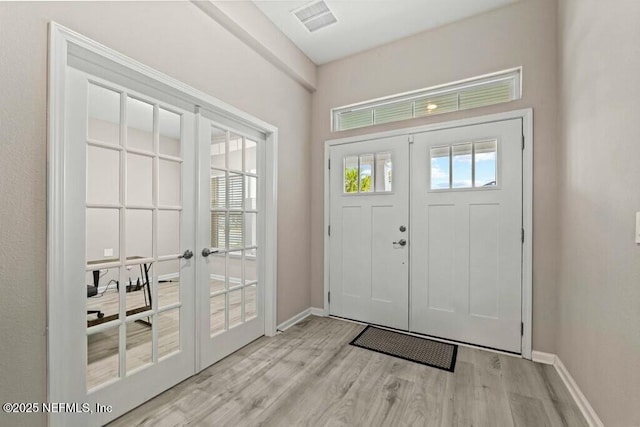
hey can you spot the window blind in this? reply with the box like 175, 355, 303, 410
211, 174, 244, 249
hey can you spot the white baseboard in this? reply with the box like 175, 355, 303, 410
531, 350, 603, 427
531, 350, 556, 365
277, 308, 312, 331
554, 356, 604, 427
310, 307, 326, 317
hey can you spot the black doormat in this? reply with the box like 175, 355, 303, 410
350, 326, 458, 372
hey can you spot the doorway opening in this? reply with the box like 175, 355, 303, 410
324, 111, 533, 358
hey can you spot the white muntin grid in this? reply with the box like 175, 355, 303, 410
84, 80, 185, 389
209, 126, 259, 336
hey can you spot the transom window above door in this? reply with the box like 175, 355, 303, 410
430, 139, 498, 190
343, 152, 393, 194
332, 68, 521, 132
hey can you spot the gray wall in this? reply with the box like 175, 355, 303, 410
0, 2, 311, 426
310, 0, 560, 353
557, 1, 640, 425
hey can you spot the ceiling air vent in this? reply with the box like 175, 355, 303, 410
292, 0, 338, 33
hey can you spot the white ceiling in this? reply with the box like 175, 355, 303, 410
253, 0, 520, 65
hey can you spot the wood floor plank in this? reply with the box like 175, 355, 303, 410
256, 339, 370, 426
508, 392, 552, 427
535, 363, 575, 404
470, 349, 515, 427
360, 375, 415, 427
451, 360, 476, 427
500, 353, 554, 400
541, 398, 589, 427
108, 316, 587, 427
319, 351, 397, 426
380, 357, 452, 427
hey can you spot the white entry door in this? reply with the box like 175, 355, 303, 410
329, 136, 410, 330
197, 117, 265, 368
411, 119, 523, 353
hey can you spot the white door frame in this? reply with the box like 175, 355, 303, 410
47, 22, 278, 419
324, 109, 533, 359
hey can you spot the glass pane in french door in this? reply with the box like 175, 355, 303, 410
207, 126, 260, 336
85, 82, 187, 389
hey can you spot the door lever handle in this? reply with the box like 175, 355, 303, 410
178, 249, 194, 260
202, 248, 219, 257
393, 239, 407, 247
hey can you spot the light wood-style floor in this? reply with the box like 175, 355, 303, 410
110, 316, 586, 427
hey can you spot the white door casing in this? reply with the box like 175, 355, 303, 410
411, 119, 523, 353
329, 136, 410, 330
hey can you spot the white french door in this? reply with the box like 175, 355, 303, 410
329, 136, 410, 330
411, 119, 523, 353
328, 119, 524, 353
54, 68, 268, 426
60, 68, 197, 425
197, 116, 265, 368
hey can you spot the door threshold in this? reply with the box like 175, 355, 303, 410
329, 315, 522, 359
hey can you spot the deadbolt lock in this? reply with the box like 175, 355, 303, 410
399, 225, 407, 232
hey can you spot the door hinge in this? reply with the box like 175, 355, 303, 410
521, 322, 524, 336
328, 225, 331, 236
408, 135, 414, 144
328, 291, 331, 304
328, 159, 331, 169
522, 135, 525, 150
521, 228, 525, 243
